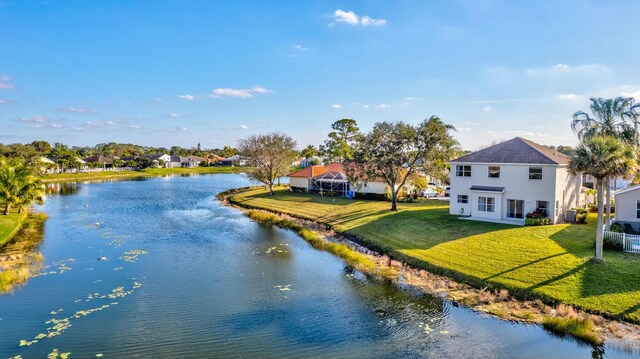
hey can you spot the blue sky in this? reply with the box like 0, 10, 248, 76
1, 0, 640, 150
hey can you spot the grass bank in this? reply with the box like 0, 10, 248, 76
0, 212, 47, 294
228, 187, 640, 325
0, 211, 27, 248
40, 166, 246, 183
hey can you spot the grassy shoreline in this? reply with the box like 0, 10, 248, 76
0, 212, 47, 294
0, 211, 27, 248
40, 166, 247, 183
226, 187, 640, 326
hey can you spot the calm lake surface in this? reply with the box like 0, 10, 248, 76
0, 174, 636, 358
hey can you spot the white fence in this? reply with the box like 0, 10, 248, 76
603, 230, 640, 254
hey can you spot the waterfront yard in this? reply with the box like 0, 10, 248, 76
40, 166, 245, 183
230, 187, 640, 323
0, 210, 26, 248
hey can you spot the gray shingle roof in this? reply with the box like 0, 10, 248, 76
451, 137, 570, 165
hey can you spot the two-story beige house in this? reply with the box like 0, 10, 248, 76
449, 137, 583, 224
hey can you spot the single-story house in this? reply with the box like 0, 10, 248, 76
288, 163, 391, 199
187, 155, 207, 165
219, 155, 247, 167
84, 155, 113, 168
166, 156, 200, 168
613, 184, 640, 233
449, 137, 584, 225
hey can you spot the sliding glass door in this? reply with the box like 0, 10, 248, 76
507, 199, 524, 219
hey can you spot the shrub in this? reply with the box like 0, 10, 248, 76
526, 208, 547, 219
603, 234, 623, 251
574, 208, 588, 224
609, 223, 624, 233
525, 217, 550, 226
289, 186, 307, 193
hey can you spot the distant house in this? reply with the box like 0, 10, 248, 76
219, 155, 247, 167
166, 156, 199, 168
449, 137, 584, 225
187, 155, 207, 165
288, 163, 390, 199
613, 185, 640, 232
142, 154, 171, 167
84, 155, 113, 168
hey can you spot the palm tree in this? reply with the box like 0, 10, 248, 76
569, 136, 635, 262
0, 159, 44, 215
571, 97, 639, 229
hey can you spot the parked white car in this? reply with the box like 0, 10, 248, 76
421, 188, 439, 198
444, 186, 450, 197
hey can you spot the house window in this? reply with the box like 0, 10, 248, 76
488, 166, 500, 178
478, 196, 495, 212
456, 165, 471, 177
636, 201, 640, 219
529, 167, 543, 180
457, 195, 468, 204
536, 201, 549, 216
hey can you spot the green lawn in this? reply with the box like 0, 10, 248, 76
230, 187, 640, 323
41, 166, 246, 183
0, 210, 26, 248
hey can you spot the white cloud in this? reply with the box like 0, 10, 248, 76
20, 115, 47, 124
333, 9, 386, 27
60, 106, 97, 113
361, 16, 386, 26
483, 106, 492, 111
173, 127, 188, 132
331, 104, 343, 109
240, 124, 249, 129
0, 99, 14, 105
457, 127, 472, 131
0, 74, 14, 89
375, 104, 391, 109
363, 104, 370, 108
404, 97, 418, 101
465, 121, 480, 126
525, 63, 611, 78
20, 115, 63, 129
170, 113, 180, 118
620, 89, 640, 99
128, 124, 143, 129
72, 119, 121, 131
209, 86, 272, 99
557, 93, 581, 101
178, 94, 196, 101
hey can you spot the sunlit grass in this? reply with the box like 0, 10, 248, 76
543, 316, 599, 345
230, 188, 640, 323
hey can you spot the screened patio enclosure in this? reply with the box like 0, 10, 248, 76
309, 171, 350, 197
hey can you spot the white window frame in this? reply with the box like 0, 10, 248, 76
529, 167, 543, 180
488, 166, 500, 178
456, 165, 471, 177
457, 195, 468, 204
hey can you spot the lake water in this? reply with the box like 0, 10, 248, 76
0, 174, 636, 358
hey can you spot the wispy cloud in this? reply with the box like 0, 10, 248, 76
178, 94, 196, 101
333, 9, 386, 27
209, 86, 272, 99
525, 63, 611, 77
483, 106, 492, 111
465, 121, 480, 126
0, 74, 14, 89
290, 44, 314, 57
170, 113, 180, 118
0, 99, 15, 105
171, 127, 188, 133
240, 124, 249, 129
331, 104, 343, 109
72, 119, 122, 131
375, 104, 391, 109
128, 124, 143, 129
556, 93, 582, 101
60, 106, 97, 113
19, 115, 63, 129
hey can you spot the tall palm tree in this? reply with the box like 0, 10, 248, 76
569, 136, 635, 262
571, 97, 639, 229
0, 159, 44, 215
